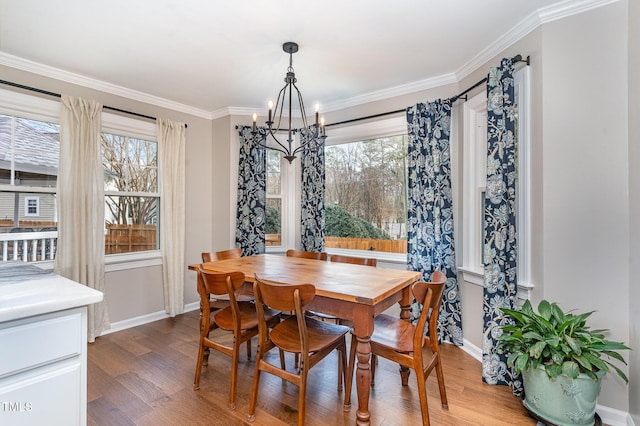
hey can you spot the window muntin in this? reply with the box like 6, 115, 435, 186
324, 134, 408, 254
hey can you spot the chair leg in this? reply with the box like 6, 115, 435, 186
246, 339, 252, 360
434, 355, 448, 409
298, 367, 308, 426
371, 354, 377, 387
248, 364, 262, 422
400, 365, 411, 386
415, 367, 431, 426
193, 340, 206, 391
229, 345, 240, 411
344, 335, 357, 408
279, 349, 286, 369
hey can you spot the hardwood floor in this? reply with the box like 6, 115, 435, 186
87, 310, 536, 425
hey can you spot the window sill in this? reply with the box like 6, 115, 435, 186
105, 250, 162, 272
458, 265, 535, 302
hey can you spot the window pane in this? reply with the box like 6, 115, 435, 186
0, 115, 59, 187
0, 191, 57, 230
105, 195, 159, 254
325, 135, 408, 254
102, 134, 158, 193
265, 198, 281, 246
266, 149, 281, 195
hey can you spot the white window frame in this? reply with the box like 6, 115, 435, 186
101, 113, 162, 270
459, 66, 533, 301
0, 87, 161, 270
24, 196, 40, 217
265, 148, 295, 252
323, 116, 408, 264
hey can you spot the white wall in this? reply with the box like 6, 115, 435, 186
541, 1, 630, 410
627, 0, 640, 421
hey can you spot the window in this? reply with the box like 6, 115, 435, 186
266, 149, 282, 246
460, 66, 532, 300
323, 117, 408, 261
325, 135, 408, 254
24, 197, 40, 216
0, 88, 161, 266
101, 114, 160, 256
0, 104, 60, 234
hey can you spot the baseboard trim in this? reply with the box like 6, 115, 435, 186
100, 301, 201, 336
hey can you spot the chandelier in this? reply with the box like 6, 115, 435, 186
251, 42, 326, 163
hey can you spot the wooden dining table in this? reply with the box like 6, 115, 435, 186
189, 254, 421, 425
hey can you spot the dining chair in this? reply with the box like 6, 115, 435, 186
344, 270, 448, 426
285, 249, 328, 260
201, 247, 242, 263
193, 267, 280, 411
248, 276, 349, 426
330, 254, 377, 267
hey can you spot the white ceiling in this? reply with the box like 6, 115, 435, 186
0, 1, 602, 118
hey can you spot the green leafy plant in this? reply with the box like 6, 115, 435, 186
499, 300, 630, 383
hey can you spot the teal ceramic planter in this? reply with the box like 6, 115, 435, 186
523, 366, 603, 426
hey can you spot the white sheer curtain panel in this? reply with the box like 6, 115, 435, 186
158, 118, 186, 316
55, 95, 109, 342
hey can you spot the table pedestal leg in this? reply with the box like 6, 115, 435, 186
355, 335, 371, 426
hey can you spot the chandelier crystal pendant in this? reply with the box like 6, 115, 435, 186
251, 42, 326, 163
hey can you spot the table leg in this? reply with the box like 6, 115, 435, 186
354, 334, 371, 425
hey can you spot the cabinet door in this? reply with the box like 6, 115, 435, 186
0, 361, 81, 426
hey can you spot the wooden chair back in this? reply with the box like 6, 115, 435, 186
412, 270, 446, 349
254, 278, 316, 313
201, 247, 242, 263
285, 249, 328, 261
330, 254, 377, 267
198, 267, 245, 298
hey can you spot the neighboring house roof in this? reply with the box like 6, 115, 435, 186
0, 115, 59, 176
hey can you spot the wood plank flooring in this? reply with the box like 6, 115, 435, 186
87, 310, 536, 425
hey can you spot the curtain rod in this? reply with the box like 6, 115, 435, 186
326, 54, 530, 128
0, 79, 188, 128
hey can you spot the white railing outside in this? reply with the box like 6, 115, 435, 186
0, 231, 58, 262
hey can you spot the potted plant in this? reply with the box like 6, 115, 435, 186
499, 299, 630, 426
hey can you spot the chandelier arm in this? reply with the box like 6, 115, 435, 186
252, 132, 287, 156
265, 128, 292, 154
272, 85, 287, 131
293, 82, 309, 130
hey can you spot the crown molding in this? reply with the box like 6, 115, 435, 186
537, 0, 621, 24
455, 0, 620, 81
0, 52, 213, 120
322, 73, 458, 113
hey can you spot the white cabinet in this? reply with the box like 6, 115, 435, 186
0, 307, 88, 426
0, 265, 103, 426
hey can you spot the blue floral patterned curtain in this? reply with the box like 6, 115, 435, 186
300, 130, 325, 252
406, 99, 462, 345
236, 126, 266, 255
481, 58, 522, 395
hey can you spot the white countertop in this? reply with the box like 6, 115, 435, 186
0, 263, 104, 323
